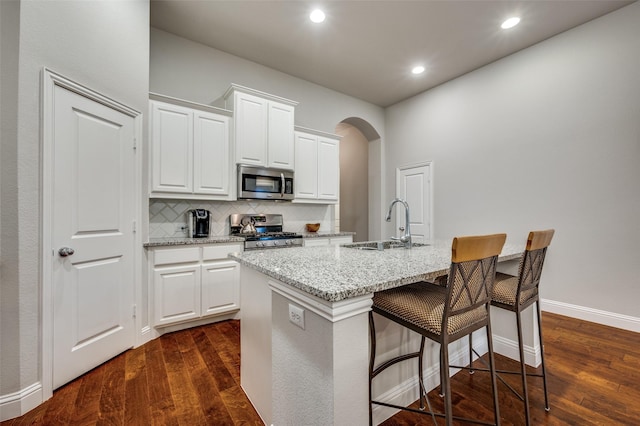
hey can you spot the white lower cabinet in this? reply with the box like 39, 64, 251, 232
201, 260, 240, 317
151, 243, 242, 327
154, 263, 201, 326
303, 235, 353, 247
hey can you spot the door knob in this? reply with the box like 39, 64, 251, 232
58, 247, 75, 257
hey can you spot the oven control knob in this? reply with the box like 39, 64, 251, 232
256, 241, 264, 247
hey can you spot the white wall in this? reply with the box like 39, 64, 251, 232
385, 3, 640, 320
0, 0, 149, 415
0, 0, 22, 403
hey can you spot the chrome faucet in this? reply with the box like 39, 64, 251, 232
385, 198, 412, 248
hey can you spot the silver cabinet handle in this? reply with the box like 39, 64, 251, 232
58, 247, 75, 257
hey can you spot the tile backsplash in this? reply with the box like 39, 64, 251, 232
149, 199, 336, 238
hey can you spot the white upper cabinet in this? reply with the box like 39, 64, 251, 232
150, 94, 233, 200
151, 101, 193, 193
318, 136, 340, 200
267, 101, 296, 169
193, 111, 230, 195
294, 132, 318, 199
234, 91, 268, 166
223, 84, 298, 170
294, 128, 340, 203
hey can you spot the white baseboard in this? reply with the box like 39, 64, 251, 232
492, 334, 540, 367
541, 299, 640, 333
0, 382, 43, 422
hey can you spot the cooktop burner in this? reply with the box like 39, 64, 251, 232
242, 231, 301, 241
229, 214, 304, 250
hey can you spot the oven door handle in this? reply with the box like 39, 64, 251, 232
280, 172, 285, 198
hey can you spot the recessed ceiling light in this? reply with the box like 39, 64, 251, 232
310, 9, 325, 23
501, 17, 521, 29
412, 65, 425, 75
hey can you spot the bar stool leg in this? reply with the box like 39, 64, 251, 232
536, 301, 550, 412
441, 342, 453, 426
469, 333, 475, 374
516, 310, 531, 426
418, 337, 427, 410
368, 311, 376, 426
486, 322, 502, 426
439, 348, 445, 397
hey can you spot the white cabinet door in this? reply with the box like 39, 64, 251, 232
294, 132, 318, 199
154, 264, 201, 326
318, 136, 339, 201
151, 101, 193, 193
201, 260, 240, 317
294, 130, 340, 203
194, 111, 230, 195
235, 91, 268, 166
267, 101, 295, 169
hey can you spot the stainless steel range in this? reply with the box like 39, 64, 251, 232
229, 214, 303, 250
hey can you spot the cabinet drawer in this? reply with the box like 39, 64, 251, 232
202, 244, 243, 261
331, 236, 353, 245
304, 238, 330, 247
154, 247, 200, 266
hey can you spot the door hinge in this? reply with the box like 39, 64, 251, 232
133, 220, 137, 233
133, 137, 137, 151
132, 304, 137, 318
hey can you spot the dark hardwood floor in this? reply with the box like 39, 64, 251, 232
3, 313, 639, 425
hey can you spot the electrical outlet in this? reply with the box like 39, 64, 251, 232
288, 303, 305, 329
175, 224, 188, 235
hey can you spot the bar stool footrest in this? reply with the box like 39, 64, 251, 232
371, 400, 499, 426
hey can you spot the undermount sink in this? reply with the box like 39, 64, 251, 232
342, 240, 429, 250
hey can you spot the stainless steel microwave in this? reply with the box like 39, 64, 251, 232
237, 165, 294, 201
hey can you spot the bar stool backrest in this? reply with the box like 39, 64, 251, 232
444, 234, 506, 338
516, 229, 555, 306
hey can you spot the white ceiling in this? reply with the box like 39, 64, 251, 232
150, 0, 633, 107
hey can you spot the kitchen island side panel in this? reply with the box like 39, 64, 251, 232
271, 291, 370, 425
239, 267, 272, 425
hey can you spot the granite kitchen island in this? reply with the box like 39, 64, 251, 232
230, 241, 522, 426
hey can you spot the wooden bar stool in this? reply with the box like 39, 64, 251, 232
369, 234, 506, 426
492, 229, 554, 424
466, 229, 554, 426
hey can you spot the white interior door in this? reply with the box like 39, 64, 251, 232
396, 163, 432, 242
51, 84, 136, 389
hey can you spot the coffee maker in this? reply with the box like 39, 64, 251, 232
187, 209, 211, 238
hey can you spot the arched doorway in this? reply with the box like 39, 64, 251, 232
335, 117, 382, 242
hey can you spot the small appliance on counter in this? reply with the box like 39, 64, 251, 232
230, 213, 303, 250
187, 209, 211, 238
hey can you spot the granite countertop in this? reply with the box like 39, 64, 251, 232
229, 241, 523, 302
144, 236, 245, 248
144, 231, 354, 248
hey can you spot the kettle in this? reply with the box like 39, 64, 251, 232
240, 216, 257, 234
